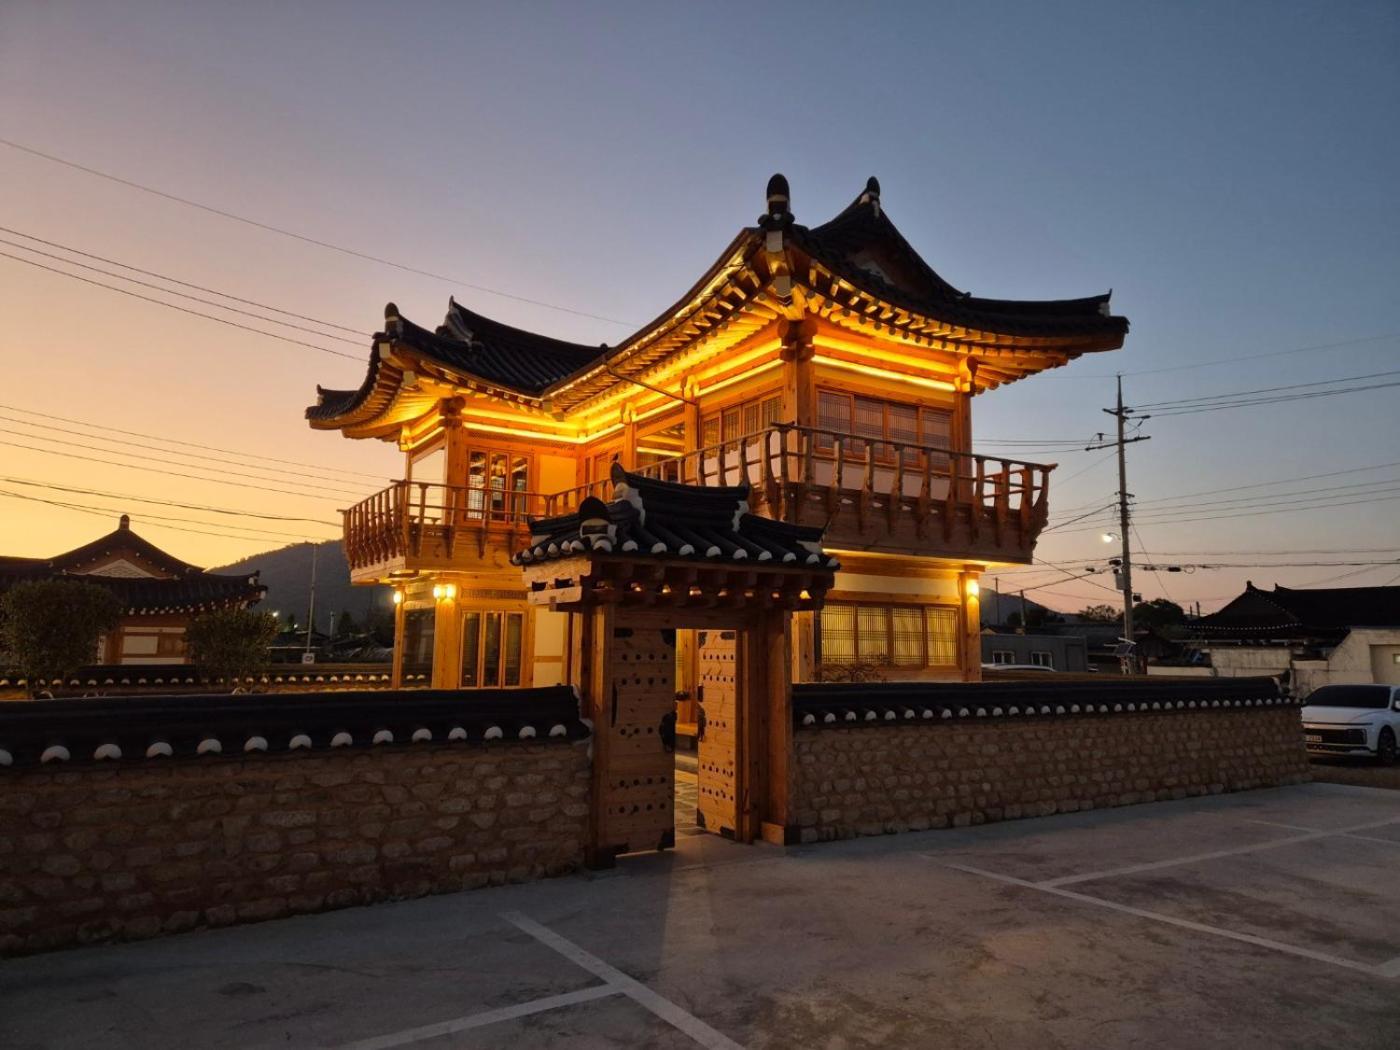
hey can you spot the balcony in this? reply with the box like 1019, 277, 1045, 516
343, 426, 1053, 580
342, 481, 545, 579
549, 424, 1053, 564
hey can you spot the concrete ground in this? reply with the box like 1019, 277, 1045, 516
5, 782, 1400, 1050
1310, 755, 1400, 791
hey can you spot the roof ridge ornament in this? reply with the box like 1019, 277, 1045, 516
860, 176, 881, 218
759, 173, 794, 235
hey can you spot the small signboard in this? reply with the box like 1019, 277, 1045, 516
301, 652, 316, 665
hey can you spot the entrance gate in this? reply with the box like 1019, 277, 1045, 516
696, 629, 739, 837
515, 466, 837, 864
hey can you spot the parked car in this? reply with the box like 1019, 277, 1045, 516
1300, 684, 1400, 764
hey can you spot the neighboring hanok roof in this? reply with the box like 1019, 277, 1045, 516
1194, 582, 1400, 636
0, 515, 265, 615
308, 173, 1129, 435
512, 463, 839, 570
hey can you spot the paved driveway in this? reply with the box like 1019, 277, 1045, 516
4, 782, 1400, 1049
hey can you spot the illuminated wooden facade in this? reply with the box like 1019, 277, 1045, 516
307, 175, 1128, 693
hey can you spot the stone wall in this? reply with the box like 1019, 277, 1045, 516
793, 705, 1309, 842
0, 741, 589, 956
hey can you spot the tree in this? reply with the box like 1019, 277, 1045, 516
0, 580, 122, 696
1077, 604, 1120, 623
187, 608, 279, 686
335, 610, 357, 639
1133, 598, 1186, 630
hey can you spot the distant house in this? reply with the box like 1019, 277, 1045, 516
980, 632, 1089, 672
1190, 582, 1400, 696
0, 515, 265, 666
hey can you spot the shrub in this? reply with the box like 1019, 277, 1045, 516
0, 580, 123, 696
187, 607, 278, 685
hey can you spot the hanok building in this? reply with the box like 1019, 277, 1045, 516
0, 515, 266, 666
1192, 582, 1400, 694
307, 175, 1128, 692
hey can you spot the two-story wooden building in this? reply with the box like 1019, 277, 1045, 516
306, 176, 1127, 692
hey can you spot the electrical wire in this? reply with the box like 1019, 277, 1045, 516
0, 415, 377, 489
0, 136, 638, 328
0, 426, 365, 497
0, 251, 361, 360
0, 225, 365, 334
0, 237, 364, 345
0, 488, 332, 543
0, 438, 350, 502
0, 402, 390, 481
1060, 332, 1400, 379
1132, 369, 1400, 410
0, 475, 340, 525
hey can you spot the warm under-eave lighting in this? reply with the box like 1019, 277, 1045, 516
811, 355, 956, 392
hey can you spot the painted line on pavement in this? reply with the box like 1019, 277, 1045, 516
1244, 818, 1400, 848
1039, 816, 1400, 887
945, 861, 1393, 979
338, 983, 622, 1049
504, 911, 746, 1049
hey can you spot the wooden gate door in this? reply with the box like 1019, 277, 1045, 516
597, 625, 677, 856
696, 628, 741, 837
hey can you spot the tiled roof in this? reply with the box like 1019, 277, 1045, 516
0, 516, 265, 613
791, 180, 1129, 339
307, 175, 1129, 425
512, 464, 839, 569
0, 687, 588, 768
1194, 583, 1400, 635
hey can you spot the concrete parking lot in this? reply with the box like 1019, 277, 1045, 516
4, 781, 1400, 1049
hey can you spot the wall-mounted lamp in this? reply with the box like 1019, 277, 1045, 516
431, 583, 457, 601
965, 579, 980, 598
392, 591, 404, 605
1101, 532, 1119, 544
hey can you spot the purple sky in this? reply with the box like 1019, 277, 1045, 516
1, 1, 1397, 612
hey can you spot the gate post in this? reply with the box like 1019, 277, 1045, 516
756, 609, 796, 844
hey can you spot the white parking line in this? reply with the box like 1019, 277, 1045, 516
946, 862, 1391, 978
1244, 818, 1400, 848
504, 911, 746, 1050
1040, 816, 1400, 887
338, 984, 623, 1050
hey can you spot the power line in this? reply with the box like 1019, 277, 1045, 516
0, 225, 365, 335
1135, 369, 1400, 411
0, 414, 376, 490
0, 236, 364, 345
1131, 460, 1400, 508
0, 425, 365, 498
0, 488, 330, 544
1053, 491, 1400, 533
0, 136, 638, 329
1062, 332, 1400, 380
0, 438, 351, 503
0, 250, 361, 360
1141, 380, 1400, 419
0, 475, 340, 525
0, 402, 390, 481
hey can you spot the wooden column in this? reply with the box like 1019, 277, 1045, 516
958, 567, 982, 683
431, 587, 463, 689
583, 603, 615, 867
757, 609, 796, 844
780, 317, 817, 425
390, 594, 406, 688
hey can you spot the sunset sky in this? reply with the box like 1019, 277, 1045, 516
1, 1, 1397, 613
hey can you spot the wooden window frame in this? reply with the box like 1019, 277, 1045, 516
461, 609, 525, 689
812, 388, 953, 470
817, 600, 962, 669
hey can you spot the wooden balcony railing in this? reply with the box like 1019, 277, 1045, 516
343, 426, 1055, 573
545, 424, 1054, 560
343, 481, 546, 572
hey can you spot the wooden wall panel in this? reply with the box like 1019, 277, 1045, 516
597, 626, 676, 854
696, 629, 740, 836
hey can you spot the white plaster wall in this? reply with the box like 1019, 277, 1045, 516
531, 608, 568, 687
1206, 649, 1291, 675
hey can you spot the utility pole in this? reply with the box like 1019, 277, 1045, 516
304, 541, 318, 659
1103, 376, 1139, 672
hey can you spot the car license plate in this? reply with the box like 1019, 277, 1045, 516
1305, 734, 1322, 743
